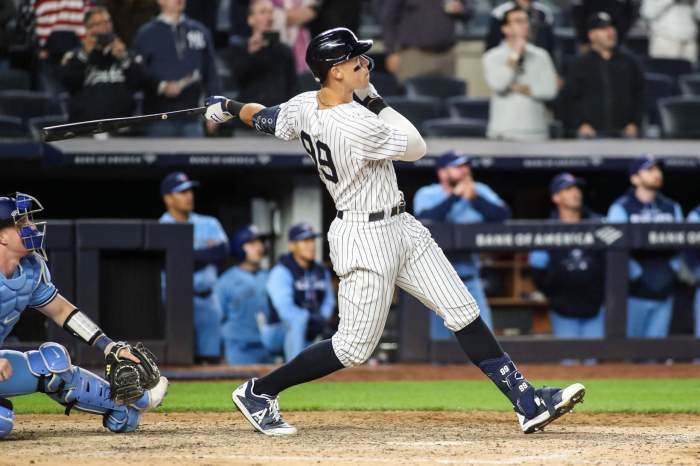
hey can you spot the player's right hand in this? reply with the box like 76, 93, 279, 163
0, 358, 13, 382
204, 96, 234, 123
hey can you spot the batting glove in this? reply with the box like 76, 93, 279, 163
204, 96, 234, 123
353, 83, 380, 102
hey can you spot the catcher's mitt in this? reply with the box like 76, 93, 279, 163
105, 342, 161, 405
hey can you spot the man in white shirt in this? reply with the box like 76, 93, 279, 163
482, 5, 558, 141
642, 0, 700, 63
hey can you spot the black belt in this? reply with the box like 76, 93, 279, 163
194, 289, 212, 298
337, 203, 406, 222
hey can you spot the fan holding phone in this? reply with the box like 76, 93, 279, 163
224, 0, 299, 109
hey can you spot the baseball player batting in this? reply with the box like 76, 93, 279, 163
204, 27, 585, 436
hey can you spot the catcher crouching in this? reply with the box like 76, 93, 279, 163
0, 193, 168, 438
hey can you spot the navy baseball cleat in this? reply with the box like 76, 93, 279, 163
232, 379, 297, 436
517, 383, 585, 434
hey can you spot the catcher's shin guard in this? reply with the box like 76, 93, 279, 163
27, 342, 141, 433
0, 398, 14, 438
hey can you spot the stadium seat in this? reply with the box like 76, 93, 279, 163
644, 58, 692, 92
422, 118, 487, 137
0, 91, 59, 123
0, 115, 29, 138
679, 74, 700, 96
297, 72, 320, 92
446, 96, 490, 120
404, 76, 467, 100
384, 96, 443, 132
371, 71, 403, 97
658, 96, 700, 138
0, 68, 31, 90
28, 115, 68, 141
644, 73, 674, 127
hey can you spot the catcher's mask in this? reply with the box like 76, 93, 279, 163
0, 192, 47, 260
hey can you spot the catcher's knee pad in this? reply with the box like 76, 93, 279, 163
0, 398, 14, 439
26, 342, 72, 378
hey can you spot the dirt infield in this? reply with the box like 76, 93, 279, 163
4, 411, 700, 465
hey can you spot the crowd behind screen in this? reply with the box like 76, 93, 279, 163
1, 0, 700, 138
1, 1, 700, 364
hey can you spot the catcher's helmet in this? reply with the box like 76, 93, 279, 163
0, 192, 47, 259
305, 27, 373, 83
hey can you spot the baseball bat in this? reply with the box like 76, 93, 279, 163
42, 106, 208, 142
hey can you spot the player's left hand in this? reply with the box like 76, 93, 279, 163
204, 96, 234, 123
353, 83, 380, 103
105, 342, 162, 405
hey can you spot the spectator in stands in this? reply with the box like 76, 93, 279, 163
641, 0, 700, 64
529, 173, 605, 364
270, 0, 316, 73
483, 5, 558, 141
102, 0, 159, 47
59, 7, 144, 122
215, 225, 272, 365
687, 205, 700, 346
224, 0, 297, 107
266, 223, 336, 361
414, 151, 511, 338
608, 156, 683, 338
572, 0, 638, 47
567, 13, 645, 139
485, 0, 556, 58
309, 0, 361, 38
134, 0, 222, 137
159, 172, 228, 363
0, 0, 15, 69
382, 0, 472, 83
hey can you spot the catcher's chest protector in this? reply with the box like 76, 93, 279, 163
0, 258, 42, 344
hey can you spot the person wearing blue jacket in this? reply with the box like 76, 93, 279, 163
413, 151, 511, 339
134, 0, 221, 137
529, 173, 606, 363
215, 225, 271, 365
266, 223, 336, 361
607, 155, 683, 338
687, 205, 700, 343
159, 172, 228, 363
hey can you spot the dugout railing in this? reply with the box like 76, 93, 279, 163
398, 221, 700, 363
3, 221, 194, 365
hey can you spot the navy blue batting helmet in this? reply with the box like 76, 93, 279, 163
305, 28, 374, 83
230, 225, 265, 262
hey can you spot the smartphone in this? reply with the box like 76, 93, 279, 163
262, 31, 280, 45
95, 32, 114, 48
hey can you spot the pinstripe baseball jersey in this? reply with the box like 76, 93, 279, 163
257, 90, 480, 367
273, 91, 409, 212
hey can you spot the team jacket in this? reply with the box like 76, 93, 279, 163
266, 253, 335, 325
133, 14, 221, 113
529, 209, 605, 318
59, 46, 144, 122
608, 188, 683, 299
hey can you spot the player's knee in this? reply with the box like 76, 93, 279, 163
442, 305, 480, 333
0, 398, 15, 439
331, 335, 377, 367
26, 342, 72, 378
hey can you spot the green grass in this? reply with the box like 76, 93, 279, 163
11, 379, 700, 415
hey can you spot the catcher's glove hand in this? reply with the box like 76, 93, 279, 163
105, 342, 161, 405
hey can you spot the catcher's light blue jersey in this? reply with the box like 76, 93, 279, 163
0, 254, 57, 346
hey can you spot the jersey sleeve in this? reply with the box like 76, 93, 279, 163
344, 111, 408, 161
28, 257, 58, 308
273, 95, 303, 141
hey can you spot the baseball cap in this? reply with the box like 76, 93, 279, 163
549, 172, 585, 194
436, 150, 470, 170
288, 222, 321, 241
160, 171, 200, 196
587, 12, 613, 32
233, 225, 264, 246
629, 155, 663, 176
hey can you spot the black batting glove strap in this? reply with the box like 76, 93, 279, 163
225, 99, 245, 118
354, 94, 388, 115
